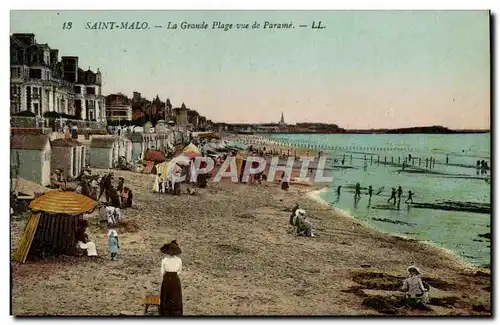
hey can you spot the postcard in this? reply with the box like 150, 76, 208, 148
9, 10, 491, 316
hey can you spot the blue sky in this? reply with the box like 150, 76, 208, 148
10, 10, 490, 128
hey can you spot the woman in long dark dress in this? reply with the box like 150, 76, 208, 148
159, 240, 183, 316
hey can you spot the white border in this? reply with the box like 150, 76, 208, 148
2, 1, 497, 324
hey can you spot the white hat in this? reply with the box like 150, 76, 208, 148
295, 209, 306, 216
407, 265, 421, 274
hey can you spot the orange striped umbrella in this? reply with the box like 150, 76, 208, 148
29, 190, 97, 215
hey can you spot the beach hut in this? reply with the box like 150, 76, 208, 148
12, 190, 97, 263
10, 134, 52, 186
90, 136, 123, 168
50, 138, 86, 179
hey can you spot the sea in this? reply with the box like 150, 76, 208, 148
265, 133, 491, 267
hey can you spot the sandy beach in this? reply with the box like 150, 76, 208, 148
11, 162, 491, 315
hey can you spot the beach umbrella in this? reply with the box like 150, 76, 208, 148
183, 143, 201, 155
29, 190, 97, 215
183, 151, 200, 159
145, 150, 166, 162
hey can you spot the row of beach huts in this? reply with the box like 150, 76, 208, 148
10, 126, 189, 187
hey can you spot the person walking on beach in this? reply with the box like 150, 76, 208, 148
405, 190, 414, 204
446, 155, 449, 164
107, 224, 119, 261
364, 161, 368, 171
157, 173, 164, 193
397, 186, 403, 202
159, 240, 183, 316
388, 188, 397, 205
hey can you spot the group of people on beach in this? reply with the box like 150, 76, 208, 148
387, 186, 414, 205
335, 183, 414, 207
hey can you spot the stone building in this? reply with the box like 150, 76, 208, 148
10, 33, 104, 120
73, 66, 105, 121
105, 93, 133, 121
174, 103, 188, 126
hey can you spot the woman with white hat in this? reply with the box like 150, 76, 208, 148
401, 266, 428, 304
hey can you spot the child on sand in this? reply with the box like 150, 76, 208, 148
108, 225, 119, 261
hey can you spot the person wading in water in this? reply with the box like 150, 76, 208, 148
397, 186, 403, 203
388, 188, 397, 205
405, 190, 414, 204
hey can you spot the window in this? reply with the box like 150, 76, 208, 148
74, 86, 81, 94
29, 68, 42, 79
45, 71, 50, 80
86, 87, 95, 95
32, 87, 39, 99
34, 103, 39, 115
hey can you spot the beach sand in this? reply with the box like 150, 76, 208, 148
11, 167, 490, 316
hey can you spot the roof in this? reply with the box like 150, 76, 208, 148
13, 178, 50, 197
51, 138, 82, 147
90, 137, 119, 148
11, 134, 49, 150
29, 190, 97, 215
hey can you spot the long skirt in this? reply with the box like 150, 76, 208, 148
159, 272, 183, 316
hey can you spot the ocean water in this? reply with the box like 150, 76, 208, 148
265, 133, 491, 267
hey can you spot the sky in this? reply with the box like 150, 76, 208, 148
10, 10, 490, 129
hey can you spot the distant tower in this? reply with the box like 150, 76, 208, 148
279, 112, 285, 125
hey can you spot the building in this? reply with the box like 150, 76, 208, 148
165, 98, 173, 122
150, 95, 165, 119
279, 112, 286, 125
50, 138, 86, 179
10, 34, 74, 116
10, 134, 51, 186
10, 33, 105, 121
73, 66, 105, 121
174, 103, 188, 126
105, 93, 133, 121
